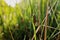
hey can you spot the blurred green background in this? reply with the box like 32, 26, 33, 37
0, 0, 60, 40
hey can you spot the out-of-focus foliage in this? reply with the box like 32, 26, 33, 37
0, 0, 60, 40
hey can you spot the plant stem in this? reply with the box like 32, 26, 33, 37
44, 0, 48, 40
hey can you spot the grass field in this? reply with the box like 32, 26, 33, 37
0, 0, 60, 40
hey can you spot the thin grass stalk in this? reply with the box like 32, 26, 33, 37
38, 0, 41, 39
44, 0, 48, 40
31, 16, 46, 40
48, 0, 59, 39
41, 17, 46, 38
31, 14, 36, 40
52, 31, 60, 38
9, 27, 14, 40
43, 25, 60, 31
32, 22, 36, 40
38, 0, 40, 25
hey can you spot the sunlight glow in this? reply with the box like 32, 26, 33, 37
4, 0, 22, 7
